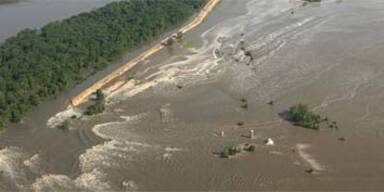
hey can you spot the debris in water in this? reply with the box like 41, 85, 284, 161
249, 130, 254, 139
264, 138, 274, 146
338, 137, 346, 142
122, 180, 138, 191
240, 98, 248, 109
268, 101, 274, 106
237, 121, 244, 126
305, 168, 314, 174
245, 144, 256, 152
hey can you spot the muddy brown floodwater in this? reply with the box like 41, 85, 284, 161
2, 0, 384, 191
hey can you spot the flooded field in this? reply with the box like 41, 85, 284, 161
2, 0, 384, 191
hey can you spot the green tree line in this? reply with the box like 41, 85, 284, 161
0, 0, 207, 129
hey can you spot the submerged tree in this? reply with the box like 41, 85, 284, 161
288, 104, 321, 130
85, 89, 105, 116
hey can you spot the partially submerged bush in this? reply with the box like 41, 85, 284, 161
288, 104, 321, 130
85, 89, 105, 116
221, 146, 241, 158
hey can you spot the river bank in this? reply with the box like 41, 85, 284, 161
70, 0, 221, 108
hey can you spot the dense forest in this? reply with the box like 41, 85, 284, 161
0, 0, 208, 129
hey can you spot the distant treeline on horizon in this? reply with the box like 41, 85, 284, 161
0, 0, 208, 129
0, 0, 18, 5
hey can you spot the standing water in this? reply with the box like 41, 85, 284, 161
2, 0, 384, 191
0, 0, 114, 42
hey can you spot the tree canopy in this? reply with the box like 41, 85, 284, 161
0, 0, 208, 129
288, 104, 321, 130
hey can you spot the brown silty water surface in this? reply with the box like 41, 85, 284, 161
0, 0, 115, 42
2, 0, 384, 191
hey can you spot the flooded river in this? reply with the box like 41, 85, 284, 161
2, 0, 384, 191
0, 0, 114, 42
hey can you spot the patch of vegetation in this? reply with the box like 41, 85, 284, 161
220, 144, 256, 158
84, 90, 105, 116
220, 146, 241, 158
0, 0, 208, 129
288, 104, 321, 130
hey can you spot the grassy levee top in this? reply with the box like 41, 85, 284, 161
0, 0, 208, 129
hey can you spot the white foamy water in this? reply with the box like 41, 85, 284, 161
30, 139, 153, 191
46, 106, 82, 128
0, 147, 43, 191
31, 169, 110, 192
296, 144, 324, 171
92, 113, 147, 141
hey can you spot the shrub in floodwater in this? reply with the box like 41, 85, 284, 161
221, 146, 241, 158
241, 103, 248, 109
245, 145, 255, 152
288, 104, 321, 130
85, 89, 106, 116
221, 148, 229, 158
